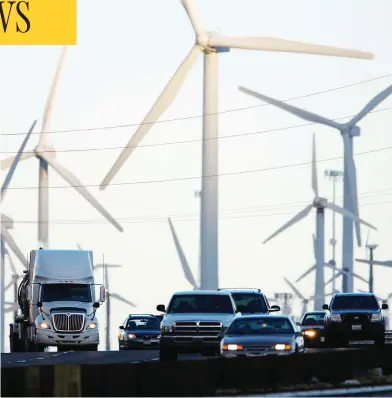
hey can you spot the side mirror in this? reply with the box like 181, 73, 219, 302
119, 325, 125, 330
295, 322, 301, 327
26, 285, 32, 301
156, 304, 165, 313
99, 285, 106, 303
270, 305, 280, 312
93, 302, 100, 309
322, 304, 329, 310
295, 331, 303, 338
382, 303, 389, 310
37, 301, 42, 308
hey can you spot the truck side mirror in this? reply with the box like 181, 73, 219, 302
26, 286, 32, 301
322, 304, 329, 310
37, 301, 42, 308
99, 285, 106, 303
270, 305, 281, 312
156, 304, 165, 313
119, 325, 125, 330
295, 321, 301, 327
382, 303, 389, 310
93, 302, 100, 309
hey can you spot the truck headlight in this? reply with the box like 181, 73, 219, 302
87, 323, 97, 329
161, 326, 173, 333
330, 314, 342, 322
38, 321, 51, 329
371, 314, 382, 322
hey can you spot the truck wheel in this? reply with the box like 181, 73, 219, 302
159, 346, 177, 361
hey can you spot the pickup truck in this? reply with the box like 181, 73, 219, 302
157, 290, 240, 360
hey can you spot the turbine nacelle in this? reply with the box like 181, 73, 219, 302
313, 196, 327, 208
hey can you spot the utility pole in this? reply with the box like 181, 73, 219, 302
367, 244, 378, 293
324, 170, 344, 292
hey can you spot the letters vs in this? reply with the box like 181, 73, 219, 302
0, 1, 30, 33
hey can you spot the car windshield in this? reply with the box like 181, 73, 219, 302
227, 317, 294, 335
302, 313, 325, 325
331, 295, 379, 310
126, 317, 160, 330
167, 294, 234, 314
41, 283, 92, 303
230, 293, 268, 313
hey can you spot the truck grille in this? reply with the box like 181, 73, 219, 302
173, 321, 222, 336
52, 313, 85, 332
342, 314, 370, 324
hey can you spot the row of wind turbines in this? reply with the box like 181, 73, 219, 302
2, 0, 392, 349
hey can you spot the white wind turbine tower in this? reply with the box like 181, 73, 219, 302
262, 133, 376, 311
239, 84, 392, 293
98, 0, 373, 291
1, 47, 123, 249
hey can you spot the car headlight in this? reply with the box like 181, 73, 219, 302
127, 333, 136, 339
303, 330, 317, 338
87, 323, 97, 329
222, 344, 244, 351
274, 344, 291, 350
371, 313, 382, 322
330, 314, 342, 322
161, 325, 173, 333
38, 321, 51, 329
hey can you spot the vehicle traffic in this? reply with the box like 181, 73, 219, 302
220, 315, 304, 357
157, 290, 240, 360
9, 248, 105, 352
217, 288, 281, 314
323, 293, 388, 347
118, 314, 161, 350
297, 311, 326, 347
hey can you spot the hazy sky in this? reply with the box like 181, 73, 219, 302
1, 0, 392, 351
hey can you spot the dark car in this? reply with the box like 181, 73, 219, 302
118, 315, 161, 350
297, 311, 326, 347
218, 288, 281, 314
323, 293, 388, 347
220, 315, 304, 357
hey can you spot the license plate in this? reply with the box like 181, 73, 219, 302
143, 340, 151, 345
320, 337, 325, 342
352, 325, 361, 330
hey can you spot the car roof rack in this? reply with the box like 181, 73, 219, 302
218, 288, 262, 293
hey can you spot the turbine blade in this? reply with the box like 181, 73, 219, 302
312, 132, 318, 197
1, 152, 36, 170
5, 249, 18, 275
349, 84, 392, 126
100, 45, 202, 189
322, 201, 376, 231
110, 293, 136, 307
295, 264, 316, 283
352, 272, 368, 284
181, 0, 204, 36
209, 34, 374, 60
95, 264, 121, 269
4, 280, 13, 290
283, 277, 305, 300
0, 226, 27, 268
1, 121, 37, 203
366, 229, 370, 247
355, 258, 370, 264
76, 244, 82, 250
238, 86, 342, 129
263, 203, 313, 244
39, 153, 123, 232
5, 303, 19, 313
368, 260, 392, 267
1, 213, 13, 229
168, 218, 198, 289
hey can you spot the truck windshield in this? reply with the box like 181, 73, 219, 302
331, 295, 379, 310
167, 294, 234, 314
41, 284, 92, 303
230, 293, 268, 313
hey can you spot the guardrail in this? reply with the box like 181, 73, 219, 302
2, 346, 392, 397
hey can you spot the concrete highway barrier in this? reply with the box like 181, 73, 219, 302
2, 346, 392, 396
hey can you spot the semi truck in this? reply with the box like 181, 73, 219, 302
9, 248, 105, 352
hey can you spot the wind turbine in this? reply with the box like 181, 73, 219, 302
239, 84, 392, 293
356, 248, 392, 293
262, 133, 376, 310
1, 47, 123, 250
4, 248, 24, 320
283, 277, 313, 319
168, 217, 199, 289
98, 0, 373, 291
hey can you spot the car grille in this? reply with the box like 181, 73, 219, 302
246, 346, 271, 352
173, 321, 222, 336
52, 313, 85, 332
341, 314, 370, 324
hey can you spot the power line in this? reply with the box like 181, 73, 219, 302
2, 73, 392, 137
1, 107, 391, 154
8, 199, 392, 225
4, 145, 392, 190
